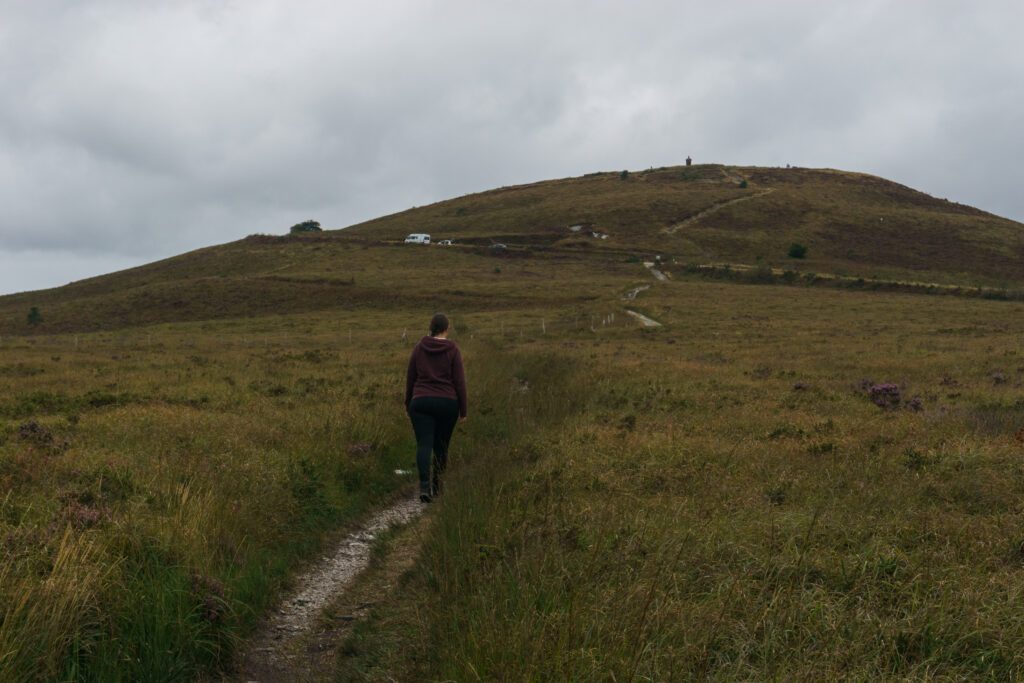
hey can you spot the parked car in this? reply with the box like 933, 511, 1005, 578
437, 239, 453, 246
490, 243, 507, 252
404, 233, 430, 244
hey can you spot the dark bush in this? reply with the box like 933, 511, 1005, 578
788, 243, 808, 259
289, 220, 322, 234
619, 170, 629, 180
27, 307, 42, 326
739, 179, 748, 188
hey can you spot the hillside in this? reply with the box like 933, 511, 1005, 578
6, 164, 1024, 680
3, 163, 1022, 334
350, 164, 1023, 282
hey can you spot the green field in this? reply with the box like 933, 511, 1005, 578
2, 166, 1024, 680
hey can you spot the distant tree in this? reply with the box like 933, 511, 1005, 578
619, 170, 629, 180
788, 243, 808, 259
289, 220, 322, 234
739, 179, 748, 189
27, 306, 42, 326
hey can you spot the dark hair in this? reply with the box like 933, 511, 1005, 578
429, 313, 450, 336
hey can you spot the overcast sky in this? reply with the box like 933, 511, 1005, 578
1, 1, 1022, 295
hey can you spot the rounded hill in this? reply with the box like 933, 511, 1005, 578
349, 164, 1024, 285
2, 163, 1022, 334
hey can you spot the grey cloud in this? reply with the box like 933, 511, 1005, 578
1, 0, 1023, 294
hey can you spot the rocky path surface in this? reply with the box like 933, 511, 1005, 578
664, 188, 774, 235
233, 496, 424, 682
622, 284, 651, 300
643, 262, 668, 281
624, 309, 662, 328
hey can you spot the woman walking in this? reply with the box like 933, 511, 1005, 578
405, 313, 467, 503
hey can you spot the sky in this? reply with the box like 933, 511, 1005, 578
1, 0, 1022, 295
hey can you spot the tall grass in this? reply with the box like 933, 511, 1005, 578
0, 530, 108, 682
339, 283, 1024, 680
0, 320, 421, 680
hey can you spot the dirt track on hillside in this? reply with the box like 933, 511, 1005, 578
664, 188, 775, 235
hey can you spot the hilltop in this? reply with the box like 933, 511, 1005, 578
3, 163, 1022, 334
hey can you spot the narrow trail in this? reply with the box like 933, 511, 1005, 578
620, 264, 666, 324
622, 284, 651, 301
719, 167, 747, 184
663, 188, 775, 235
643, 262, 668, 281
624, 309, 662, 328
234, 496, 424, 682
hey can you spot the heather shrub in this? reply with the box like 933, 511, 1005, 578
867, 382, 901, 410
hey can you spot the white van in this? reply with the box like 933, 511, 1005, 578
404, 233, 430, 245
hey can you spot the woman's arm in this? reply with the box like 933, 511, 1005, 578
452, 347, 468, 418
405, 350, 417, 408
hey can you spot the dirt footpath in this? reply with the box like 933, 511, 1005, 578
231, 496, 428, 682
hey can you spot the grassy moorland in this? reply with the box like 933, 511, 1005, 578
1, 164, 1024, 680
0, 274, 631, 679
0, 311, 437, 680
339, 282, 1024, 680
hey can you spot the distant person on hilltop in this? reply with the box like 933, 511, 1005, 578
405, 313, 467, 503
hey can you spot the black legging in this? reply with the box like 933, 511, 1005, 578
407, 396, 459, 490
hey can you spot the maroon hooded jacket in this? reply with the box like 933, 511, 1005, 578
405, 336, 468, 417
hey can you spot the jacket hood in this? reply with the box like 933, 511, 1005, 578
418, 336, 454, 354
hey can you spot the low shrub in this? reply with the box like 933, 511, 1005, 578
867, 383, 901, 410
